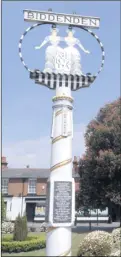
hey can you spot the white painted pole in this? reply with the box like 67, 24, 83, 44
46, 76, 74, 256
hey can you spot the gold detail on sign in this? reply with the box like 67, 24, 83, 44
55, 109, 63, 117
52, 132, 72, 144
52, 96, 73, 103
51, 158, 72, 172
52, 135, 64, 144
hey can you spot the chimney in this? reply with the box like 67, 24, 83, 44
1, 156, 8, 169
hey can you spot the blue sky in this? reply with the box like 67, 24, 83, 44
2, 1, 120, 168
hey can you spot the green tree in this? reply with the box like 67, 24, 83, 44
77, 98, 121, 212
13, 214, 28, 241
1, 194, 5, 221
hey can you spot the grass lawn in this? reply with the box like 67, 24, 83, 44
2, 232, 87, 256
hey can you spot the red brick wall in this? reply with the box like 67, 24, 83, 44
7, 178, 79, 196
36, 179, 47, 195
8, 179, 24, 196
7, 178, 47, 196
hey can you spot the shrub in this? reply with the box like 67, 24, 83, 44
22, 215, 28, 240
29, 225, 36, 232
40, 222, 47, 232
13, 214, 28, 241
112, 228, 121, 250
28, 222, 47, 233
30, 227, 36, 232
2, 236, 46, 253
77, 230, 113, 256
2, 221, 14, 234
110, 249, 121, 256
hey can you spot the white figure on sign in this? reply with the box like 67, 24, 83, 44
35, 24, 63, 73
35, 25, 90, 75
64, 26, 90, 75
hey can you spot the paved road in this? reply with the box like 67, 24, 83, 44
72, 222, 120, 233
28, 221, 120, 233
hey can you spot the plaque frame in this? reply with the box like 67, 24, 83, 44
47, 178, 75, 227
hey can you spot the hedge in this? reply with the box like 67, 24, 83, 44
2, 235, 46, 253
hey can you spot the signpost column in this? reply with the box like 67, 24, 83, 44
45, 78, 75, 256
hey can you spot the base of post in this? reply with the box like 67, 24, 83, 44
46, 227, 71, 256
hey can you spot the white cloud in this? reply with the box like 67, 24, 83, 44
2, 123, 86, 168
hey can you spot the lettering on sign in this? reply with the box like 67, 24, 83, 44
62, 111, 68, 136
24, 10, 100, 28
53, 181, 72, 223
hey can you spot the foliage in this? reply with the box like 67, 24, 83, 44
39, 222, 47, 232
1, 232, 86, 256
86, 98, 121, 155
1, 194, 6, 221
2, 234, 46, 253
110, 249, 121, 256
112, 228, 121, 249
77, 98, 121, 210
29, 222, 47, 233
2, 234, 45, 242
2, 221, 14, 234
77, 230, 113, 256
13, 215, 28, 241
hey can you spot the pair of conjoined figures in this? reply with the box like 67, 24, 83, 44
35, 25, 90, 75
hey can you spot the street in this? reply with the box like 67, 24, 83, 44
72, 222, 120, 233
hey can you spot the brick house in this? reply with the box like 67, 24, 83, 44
1, 156, 80, 222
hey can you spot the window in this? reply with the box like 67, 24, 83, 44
28, 179, 36, 194
2, 179, 8, 194
35, 203, 45, 216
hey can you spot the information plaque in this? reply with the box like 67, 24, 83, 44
53, 181, 72, 223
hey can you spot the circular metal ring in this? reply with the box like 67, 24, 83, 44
80, 27, 105, 77
18, 23, 105, 79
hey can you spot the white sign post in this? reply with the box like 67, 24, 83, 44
19, 9, 104, 256
45, 82, 75, 255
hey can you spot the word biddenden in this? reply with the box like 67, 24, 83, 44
24, 10, 100, 29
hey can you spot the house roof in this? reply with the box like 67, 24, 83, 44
2, 168, 80, 179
